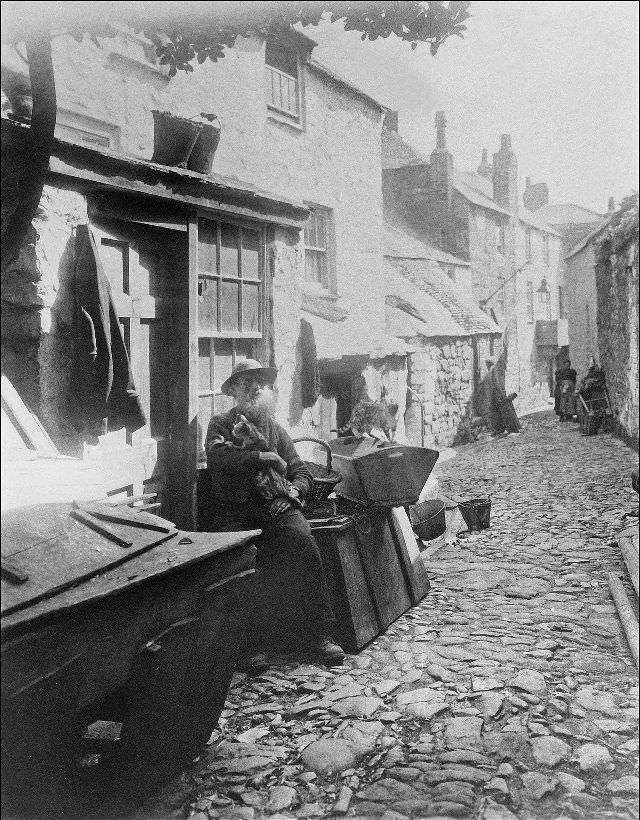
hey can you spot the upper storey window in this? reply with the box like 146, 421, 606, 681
265, 37, 302, 123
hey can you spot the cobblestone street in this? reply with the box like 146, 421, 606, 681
141, 412, 639, 820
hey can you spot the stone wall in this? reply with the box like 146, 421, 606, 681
565, 242, 599, 375
38, 31, 386, 337
596, 239, 639, 448
405, 338, 475, 447
1, 183, 88, 453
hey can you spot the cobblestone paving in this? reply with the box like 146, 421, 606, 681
140, 413, 639, 820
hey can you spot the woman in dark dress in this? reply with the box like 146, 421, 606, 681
555, 359, 577, 421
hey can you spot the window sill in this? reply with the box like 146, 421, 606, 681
267, 107, 304, 132
301, 282, 340, 300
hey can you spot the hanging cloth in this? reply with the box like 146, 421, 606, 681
69, 224, 146, 442
298, 318, 321, 409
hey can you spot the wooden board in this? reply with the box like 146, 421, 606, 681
388, 507, 431, 605
2, 529, 261, 634
312, 518, 379, 651
352, 509, 412, 631
1, 502, 178, 617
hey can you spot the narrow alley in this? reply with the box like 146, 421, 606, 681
138, 412, 639, 820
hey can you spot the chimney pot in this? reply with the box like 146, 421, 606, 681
481, 148, 488, 162
525, 176, 531, 188
608, 196, 616, 213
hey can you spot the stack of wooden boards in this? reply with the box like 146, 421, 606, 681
310, 506, 430, 652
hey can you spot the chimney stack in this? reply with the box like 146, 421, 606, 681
608, 196, 616, 214
477, 148, 493, 180
430, 110, 453, 210
493, 133, 518, 212
522, 178, 549, 212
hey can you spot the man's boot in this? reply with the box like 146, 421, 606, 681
241, 651, 270, 677
314, 634, 345, 666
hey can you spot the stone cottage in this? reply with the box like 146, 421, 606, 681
382, 111, 565, 413
383, 224, 501, 447
1, 24, 406, 526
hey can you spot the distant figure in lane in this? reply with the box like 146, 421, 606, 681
554, 359, 577, 422
484, 356, 521, 436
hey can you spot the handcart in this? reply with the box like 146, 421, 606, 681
577, 389, 612, 435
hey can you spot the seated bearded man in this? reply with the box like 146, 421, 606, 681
205, 359, 345, 675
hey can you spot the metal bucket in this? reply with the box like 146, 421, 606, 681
458, 497, 491, 531
409, 499, 446, 541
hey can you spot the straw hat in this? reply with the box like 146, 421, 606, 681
221, 359, 277, 396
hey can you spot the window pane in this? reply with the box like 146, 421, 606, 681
305, 249, 327, 287
198, 218, 217, 274
212, 339, 233, 395
198, 338, 212, 390
221, 280, 240, 331
243, 283, 260, 332
198, 276, 219, 332
242, 229, 260, 280
220, 223, 239, 278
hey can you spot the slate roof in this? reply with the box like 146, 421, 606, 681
519, 210, 561, 237
308, 58, 386, 111
384, 223, 469, 266
385, 278, 467, 339
564, 218, 610, 260
534, 203, 605, 225
385, 257, 502, 337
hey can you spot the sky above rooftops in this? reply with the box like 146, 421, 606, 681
309, 1, 638, 215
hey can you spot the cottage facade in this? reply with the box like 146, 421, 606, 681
382, 114, 565, 413
383, 225, 501, 446
2, 26, 421, 524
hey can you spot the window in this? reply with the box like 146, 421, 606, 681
558, 286, 566, 319
497, 283, 505, 315
196, 217, 266, 461
446, 266, 456, 282
525, 228, 532, 261
265, 37, 301, 122
304, 206, 333, 289
55, 109, 121, 150
543, 233, 550, 265
526, 281, 534, 323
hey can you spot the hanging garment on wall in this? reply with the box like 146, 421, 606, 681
69, 224, 146, 441
299, 318, 321, 409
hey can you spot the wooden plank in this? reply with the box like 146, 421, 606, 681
1, 373, 58, 455
312, 520, 379, 651
608, 573, 639, 668
117, 617, 199, 797
176, 569, 255, 760
388, 507, 431, 605
1, 530, 260, 633
353, 509, 411, 631
1, 502, 178, 617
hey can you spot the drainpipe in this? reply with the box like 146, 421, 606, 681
406, 385, 425, 448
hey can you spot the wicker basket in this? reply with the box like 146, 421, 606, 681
292, 437, 342, 512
